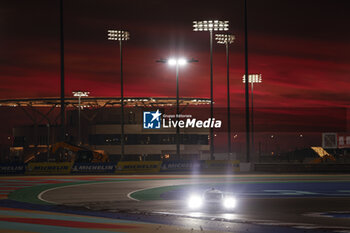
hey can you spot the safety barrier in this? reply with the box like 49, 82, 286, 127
254, 163, 350, 173
25, 162, 73, 175
115, 161, 162, 174
0, 160, 241, 175
0, 163, 25, 175
160, 160, 202, 172
71, 162, 116, 174
160, 160, 240, 172
203, 160, 240, 172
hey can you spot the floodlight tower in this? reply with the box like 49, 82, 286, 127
193, 20, 229, 160
244, 0, 250, 163
72, 91, 89, 145
157, 58, 198, 159
59, 0, 65, 141
107, 30, 130, 161
215, 34, 235, 159
242, 74, 262, 156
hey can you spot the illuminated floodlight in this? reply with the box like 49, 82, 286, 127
168, 58, 177, 66
107, 29, 130, 160
215, 34, 235, 44
193, 19, 229, 161
72, 91, 89, 145
242, 74, 262, 83
193, 20, 229, 31
178, 58, 187, 65
72, 91, 90, 97
156, 57, 198, 159
107, 30, 130, 41
158, 58, 197, 66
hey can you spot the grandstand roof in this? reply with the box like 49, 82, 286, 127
0, 97, 211, 108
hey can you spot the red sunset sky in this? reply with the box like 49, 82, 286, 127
0, 0, 349, 147
0, 0, 349, 106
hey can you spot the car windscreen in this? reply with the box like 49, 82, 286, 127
204, 192, 223, 200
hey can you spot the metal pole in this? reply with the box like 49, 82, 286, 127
78, 96, 81, 145
210, 30, 214, 160
47, 123, 50, 159
251, 82, 254, 156
244, 0, 251, 162
226, 42, 232, 160
120, 40, 125, 161
60, 0, 65, 141
176, 64, 180, 159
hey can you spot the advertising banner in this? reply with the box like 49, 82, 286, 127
203, 160, 240, 172
115, 161, 162, 174
71, 163, 116, 173
25, 162, 73, 175
160, 160, 202, 172
0, 163, 25, 174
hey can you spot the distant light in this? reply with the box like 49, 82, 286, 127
107, 30, 130, 41
72, 91, 90, 97
242, 74, 262, 83
193, 20, 229, 31
178, 58, 187, 65
168, 58, 177, 66
167, 58, 188, 66
215, 34, 235, 44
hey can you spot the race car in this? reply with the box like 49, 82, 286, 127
187, 188, 237, 211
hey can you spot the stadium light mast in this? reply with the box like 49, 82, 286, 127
59, 0, 65, 141
72, 91, 89, 145
157, 58, 198, 159
243, 74, 262, 158
215, 34, 235, 160
193, 20, 229, 160
244, 0, 250, 163
107, 30, 130, 161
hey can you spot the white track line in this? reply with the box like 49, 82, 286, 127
39, 181, 164, 203
38, 181, 118, 204
127, 185, 168, 202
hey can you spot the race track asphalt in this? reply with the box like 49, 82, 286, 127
39, 174, 350, 232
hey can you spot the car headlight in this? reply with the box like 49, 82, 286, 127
188, 195, 203, 209
223, 197, 237, 209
